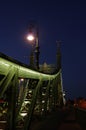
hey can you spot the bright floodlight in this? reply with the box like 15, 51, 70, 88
27, 34, 35, 41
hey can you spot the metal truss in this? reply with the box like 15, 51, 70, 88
0, 53, 63, 130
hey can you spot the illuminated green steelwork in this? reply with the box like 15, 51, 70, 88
0, 52, 63, 130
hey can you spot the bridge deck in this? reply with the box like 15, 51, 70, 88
30, 107, 83, 130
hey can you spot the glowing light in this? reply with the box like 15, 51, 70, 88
27, 34, 35, 41
42, 109, 44, 111
20, 113, 27, 117
20, 78, 24, 81
42, 93, 45, 96
29, 90, 32, 93
42, 100, 45, 103
24, 100, 31, 104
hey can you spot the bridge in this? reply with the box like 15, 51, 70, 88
0, 52, 64, 130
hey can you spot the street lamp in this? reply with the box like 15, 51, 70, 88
26, 33, 35, 69
27, 34, 35, 41
26, 23, 40, 70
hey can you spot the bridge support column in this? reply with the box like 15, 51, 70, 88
7, 69, 18, 130
44, 80, 50, 115
16, 79, 29, 120
24, 79, 42, 130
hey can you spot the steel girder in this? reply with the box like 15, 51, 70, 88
0, 53, 63, 130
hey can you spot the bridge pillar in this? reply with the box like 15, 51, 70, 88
24, 79, 42, 130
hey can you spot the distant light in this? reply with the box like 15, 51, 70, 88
29, 90, 32, 93
63, 93, 65, 96
42, 109, 44, 111
42, 100, 45, 103
27, 34, 35, 41
20, 78, 24, 81
42, 93, 45, 96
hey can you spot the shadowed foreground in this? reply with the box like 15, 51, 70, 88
30, 107, 83, 130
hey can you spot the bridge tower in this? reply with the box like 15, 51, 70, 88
56, 40, 61, 70
56, 41, 64, 107
29, 46, 35, 68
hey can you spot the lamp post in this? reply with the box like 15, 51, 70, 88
26, 31, 35, 68
26, 23, 40, 70
35, 28, 40, 70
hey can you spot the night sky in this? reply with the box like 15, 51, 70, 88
0, 0, 86, 99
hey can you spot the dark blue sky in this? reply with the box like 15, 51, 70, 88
0, 0, 86, 99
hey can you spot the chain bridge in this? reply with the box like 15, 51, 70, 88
0, 52, 64, 130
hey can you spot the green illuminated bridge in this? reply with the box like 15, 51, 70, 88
0, 52, 64, 130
